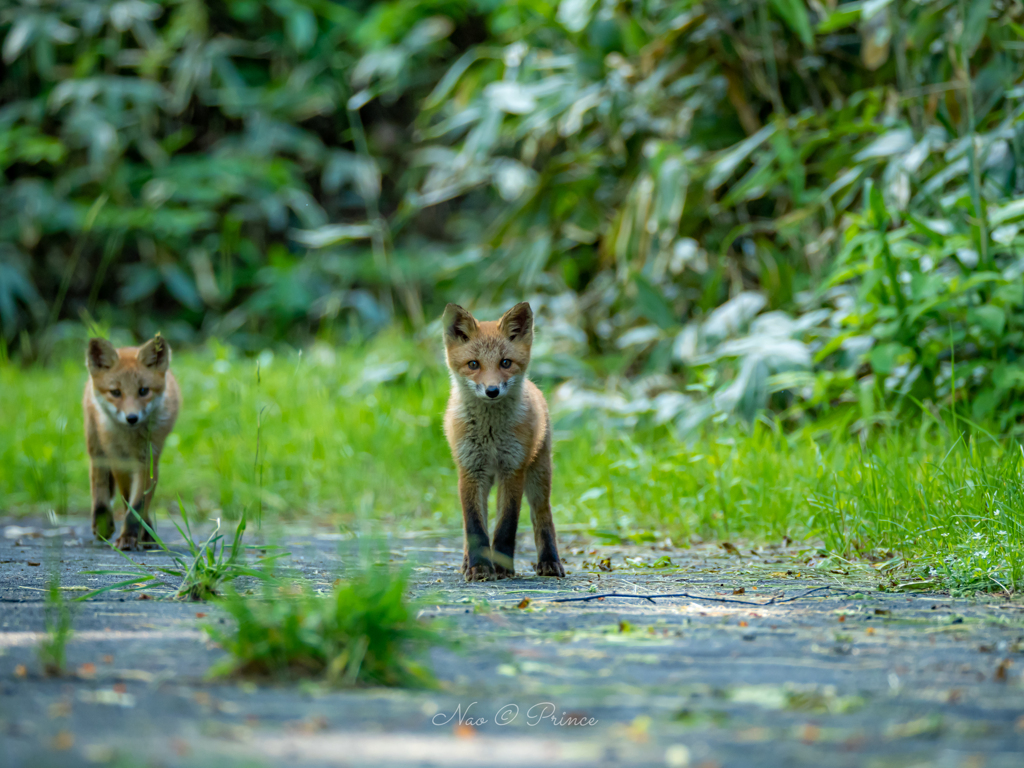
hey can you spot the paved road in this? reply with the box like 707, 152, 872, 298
2, 517, 1023, 767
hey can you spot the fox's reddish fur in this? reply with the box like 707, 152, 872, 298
442, 302, 564, 582
83, 335, 180, 550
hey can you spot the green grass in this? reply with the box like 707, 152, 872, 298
205, 559, 440, 687
39, 566, 74, 676
2, 334, 1024, 591
82, 509, 285, 602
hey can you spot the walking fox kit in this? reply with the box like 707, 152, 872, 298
84, 335, 180, 550
442, 302, 565, 581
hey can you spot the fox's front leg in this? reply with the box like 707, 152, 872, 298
89, 459, 115, 541
116, 457, 159, 551
492, 472, 525, 579
459, 472, 494, 581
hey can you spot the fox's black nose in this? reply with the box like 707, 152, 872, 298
126, 414, 139, 425
486, 386, 500, 399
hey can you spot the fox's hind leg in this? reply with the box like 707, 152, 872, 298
524, 427, 564, 577
89, 459, 115, 541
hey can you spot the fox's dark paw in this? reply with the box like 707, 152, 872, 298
535, 559, 565, 577
465, 564, 496, 582
494, 564, 516, 580
115, 533, 140, 551
115, 532, 157, 552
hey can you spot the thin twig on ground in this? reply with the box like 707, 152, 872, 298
544, 586, 855, 606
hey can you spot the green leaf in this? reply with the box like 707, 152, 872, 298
286, 7, 318, 53
633, 273, 677, 330
816, 6, 860, 33
962, 0, 992, 57
969, 305, 1005, 338
869, 342, 909, 374
770, 0, 815, 47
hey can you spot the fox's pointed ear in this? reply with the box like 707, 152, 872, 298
86, 338, 118, 373
499, 302, 533, 343
443, 304, 479, 344
137, 334, 171, 372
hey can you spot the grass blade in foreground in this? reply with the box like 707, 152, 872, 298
38, 567, 75, 676
205, 564, 440, 688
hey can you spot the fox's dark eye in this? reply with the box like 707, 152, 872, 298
467, 361, 479, 370
139, 386, 149, 396
110, 389, 121, 398
500, 358, 512, 369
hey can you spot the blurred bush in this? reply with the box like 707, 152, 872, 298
3, 1, 1024, 427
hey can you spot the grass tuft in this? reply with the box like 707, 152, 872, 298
205, 561, 440, 688
82, 507, 286, 601
38, 568, 74, 676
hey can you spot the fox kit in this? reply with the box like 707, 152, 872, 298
442, 302, 565, 582
83, 335, 180, 551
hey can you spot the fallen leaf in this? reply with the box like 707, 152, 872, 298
838, 615, 846, 623
454, 723, 476, 739
196, 612, 206, 618
738, 621, 748, 627
733, 587, 745, 595
517, 598, 530, 609
626, 714, 651, 742
82, 745, 115, 763
721, 542, 742, 557
866, 627, 875, 635
113, 683, 127, 694
53, 731, 74, 750
995, 659, 1011, 682
77, 663, 97, 679
14, 664, 27, 678
287, 715, 327, 734
799, 723, 820, 743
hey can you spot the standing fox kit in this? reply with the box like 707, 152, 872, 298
442, 302, 565, 582
84, 335, 180, 550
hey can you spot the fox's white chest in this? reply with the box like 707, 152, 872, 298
455, 403, 527, 479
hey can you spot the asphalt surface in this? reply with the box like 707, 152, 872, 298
2, 516, 1024, 767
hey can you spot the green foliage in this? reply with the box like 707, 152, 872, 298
206, 561, 439, 687
4, 0, 1024, 425
0, 0, 460, 347
39, 567, 74, 675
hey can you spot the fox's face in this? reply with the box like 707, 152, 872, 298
443, 302, 533, 401
87, 335, 172, 428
